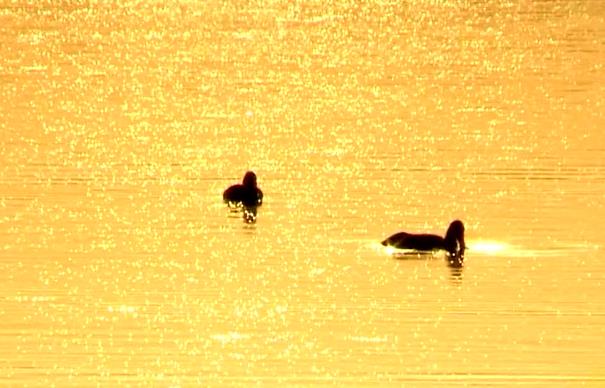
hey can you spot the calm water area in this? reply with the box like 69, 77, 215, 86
1, 0, 604, 385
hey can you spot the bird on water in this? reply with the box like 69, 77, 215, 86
381, 220, 466, 263
223, 171, 263, 223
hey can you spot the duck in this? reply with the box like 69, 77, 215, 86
381, 220, 466, 258
223, 171, 263, 208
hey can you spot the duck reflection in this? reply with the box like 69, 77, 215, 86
447, 248, 465, 268
242, 205, 258, 224
448, 263, 464, 283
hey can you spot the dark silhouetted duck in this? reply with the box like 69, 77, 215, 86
223, 171, 263, 208
382, 220, 466, 258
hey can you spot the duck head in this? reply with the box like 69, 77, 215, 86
242, 171, 257, 187
444, 220, 465, 255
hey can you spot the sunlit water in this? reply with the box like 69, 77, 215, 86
1, 1, 604, 385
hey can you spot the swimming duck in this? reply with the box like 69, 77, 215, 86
223, 171, 263, 207
381, 220, 466, 258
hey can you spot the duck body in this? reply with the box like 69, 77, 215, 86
223, 185, 263, 207
382, 220, 465, 258
223, 171, 263, 207
381, 232, 447, 251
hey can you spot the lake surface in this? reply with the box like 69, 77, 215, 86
1, 0, 604, 385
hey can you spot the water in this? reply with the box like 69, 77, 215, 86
1, 0, 604, 385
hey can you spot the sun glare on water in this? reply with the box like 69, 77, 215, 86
382, 244, 397, 255
467, 240, 509, 255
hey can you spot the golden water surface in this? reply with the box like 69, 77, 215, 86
1, 0, 604, 385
